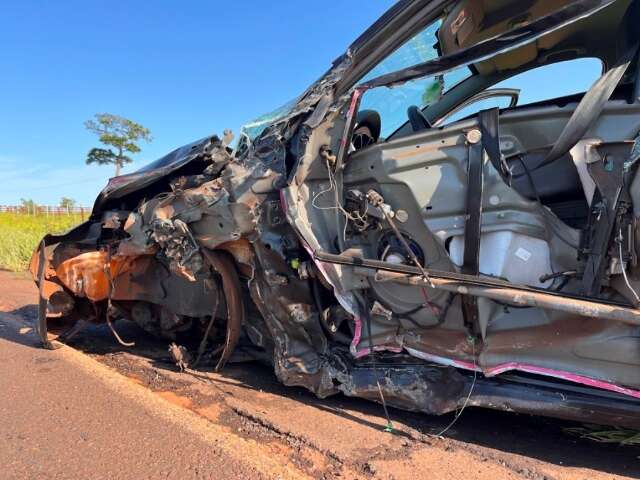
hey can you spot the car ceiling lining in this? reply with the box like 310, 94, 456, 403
360, 0, 617, 90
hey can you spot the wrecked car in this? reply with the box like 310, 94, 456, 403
32, 0, 640, 428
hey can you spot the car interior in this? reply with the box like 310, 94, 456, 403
298, 0, 640, 391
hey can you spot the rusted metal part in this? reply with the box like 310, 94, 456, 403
201, 249, 245, 371
217, 239, 254, 277
314, 251, 640, 325
55, 251, 129, 302
29, 240, 70, 304
371, 270, 640, 326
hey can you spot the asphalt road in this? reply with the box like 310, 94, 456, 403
2, 270, 640, 480
0, 313, 306, 480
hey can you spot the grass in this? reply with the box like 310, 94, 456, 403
564, 424, 640, 445
0, 213, 84, 272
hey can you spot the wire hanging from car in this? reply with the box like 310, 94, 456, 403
104, 250, 135, 347
360, 293, 394, 433
515, 154, 541, 204
312, 158, 369, 241
106, 315, 135, 347
376, 380, 394, 433
434, 337, 477, 438
618, 228, 640, 305
367, 190, 435, 288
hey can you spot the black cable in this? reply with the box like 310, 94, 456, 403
539, 270, 577, 282
367, 279, 453, 329
553, 276, 571, 292
357, 292, 394, 432
515, 154, 542, 204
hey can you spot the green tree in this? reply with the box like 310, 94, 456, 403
60, 197, 76, 214
84, 113, 152, 177
421, 75, 444, 106
20, 198, 37, 215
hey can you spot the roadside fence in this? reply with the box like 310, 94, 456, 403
0, 205, 91, 220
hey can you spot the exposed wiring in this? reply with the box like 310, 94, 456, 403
618, 228, 640, 305
367, 277, 449, 327
539, 270, 577, 294
104, 250, 135, 347
311, 159, 369, 242
552, 275, 571, 292
377, 380, 394, 433
376, 244, 441, 318
106, 316, 136, 347
360, 293, 394, 433
515, 154, 541, 204
369, 190, 435, 288
434, 338, 477, 438
506, 145, 563, 180
420, 286, 441, 317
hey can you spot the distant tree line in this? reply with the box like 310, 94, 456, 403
1, 198, 87, 216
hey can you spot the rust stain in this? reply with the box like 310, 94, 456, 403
55, 251, 131, 302
394, 143, 442, 159
219, 239, 254, 266
195, 403, 223, 422
156, 391, 194, 409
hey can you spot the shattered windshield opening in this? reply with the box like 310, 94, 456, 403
238, 97, 299, 144
358, 20, 473, 138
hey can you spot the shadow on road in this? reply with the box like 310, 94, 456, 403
3, 303, 640, 478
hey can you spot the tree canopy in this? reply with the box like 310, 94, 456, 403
20, 198, 37, 214
84, 113, 152, 176
60, 197, 76, 212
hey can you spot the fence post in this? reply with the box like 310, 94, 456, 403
0, 205, 89, 216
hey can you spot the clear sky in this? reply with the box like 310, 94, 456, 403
1, 1, 394, 206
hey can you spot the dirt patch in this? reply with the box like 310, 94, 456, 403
95, 349, 350, 478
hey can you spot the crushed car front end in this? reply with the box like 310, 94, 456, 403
32, 0, 640, 428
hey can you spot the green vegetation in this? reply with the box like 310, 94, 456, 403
0, 213, 83, 272
85, 113, 152, 177
564, 424, 640, 445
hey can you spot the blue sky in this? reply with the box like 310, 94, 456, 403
1, 1, 602, 207
1, 1, 394, 205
